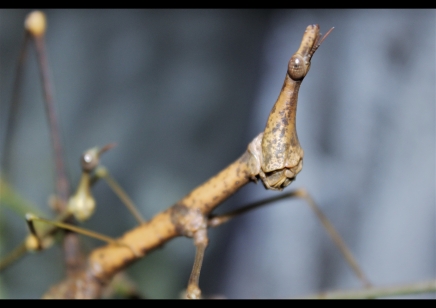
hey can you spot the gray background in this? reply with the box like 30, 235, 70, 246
0, 9, 434, 298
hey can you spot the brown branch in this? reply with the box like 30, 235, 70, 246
24, 11, 84, 278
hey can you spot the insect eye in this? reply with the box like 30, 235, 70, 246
288, 55, 307, 80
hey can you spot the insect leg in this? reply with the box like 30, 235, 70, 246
186, 228, 209, 299
208, 188, 371, 288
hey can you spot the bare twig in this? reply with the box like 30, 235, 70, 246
300, 280, 436, 299
1, 32, 30, 177
26, 11, 70, 204
0, 243, 28, 272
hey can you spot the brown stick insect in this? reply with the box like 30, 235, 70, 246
0, 11, 371, 298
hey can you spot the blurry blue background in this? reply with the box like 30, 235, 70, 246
0, 9, 434, 298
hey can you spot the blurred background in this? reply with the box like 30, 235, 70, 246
0, 9, 434, 298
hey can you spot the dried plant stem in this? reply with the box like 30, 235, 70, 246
301, 279, 436, 299
1, 32, 30, 176
0, 243, 28, 272
33, 35, 70, 204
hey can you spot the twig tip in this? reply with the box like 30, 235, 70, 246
25, 213, 36, 221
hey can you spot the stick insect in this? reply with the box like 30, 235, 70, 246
1, 10, 370, 298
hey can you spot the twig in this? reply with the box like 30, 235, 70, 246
24, 11, 82, 277
1, 31, 30, 178
300, 280, 436, 299
26, 11, 70, 204
0, 177, 45, 218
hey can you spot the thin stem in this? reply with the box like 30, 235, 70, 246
27, 11, 83, 277
28, 215, 118, 246
0, 243, 28, 272
96, 166, 146, 225
1, 32, 30, 177
0, 210, 72, 272
0, 177, 45, 217
33, 34, 70, 204
301, 280, 436, 299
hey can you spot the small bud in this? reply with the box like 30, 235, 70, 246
25, 234, 41, 252
68, 173, 96, 221
95, 166, 108, 178
81, 147, 100, 172
25, 11, 46, 37
25, 213, 36, 221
